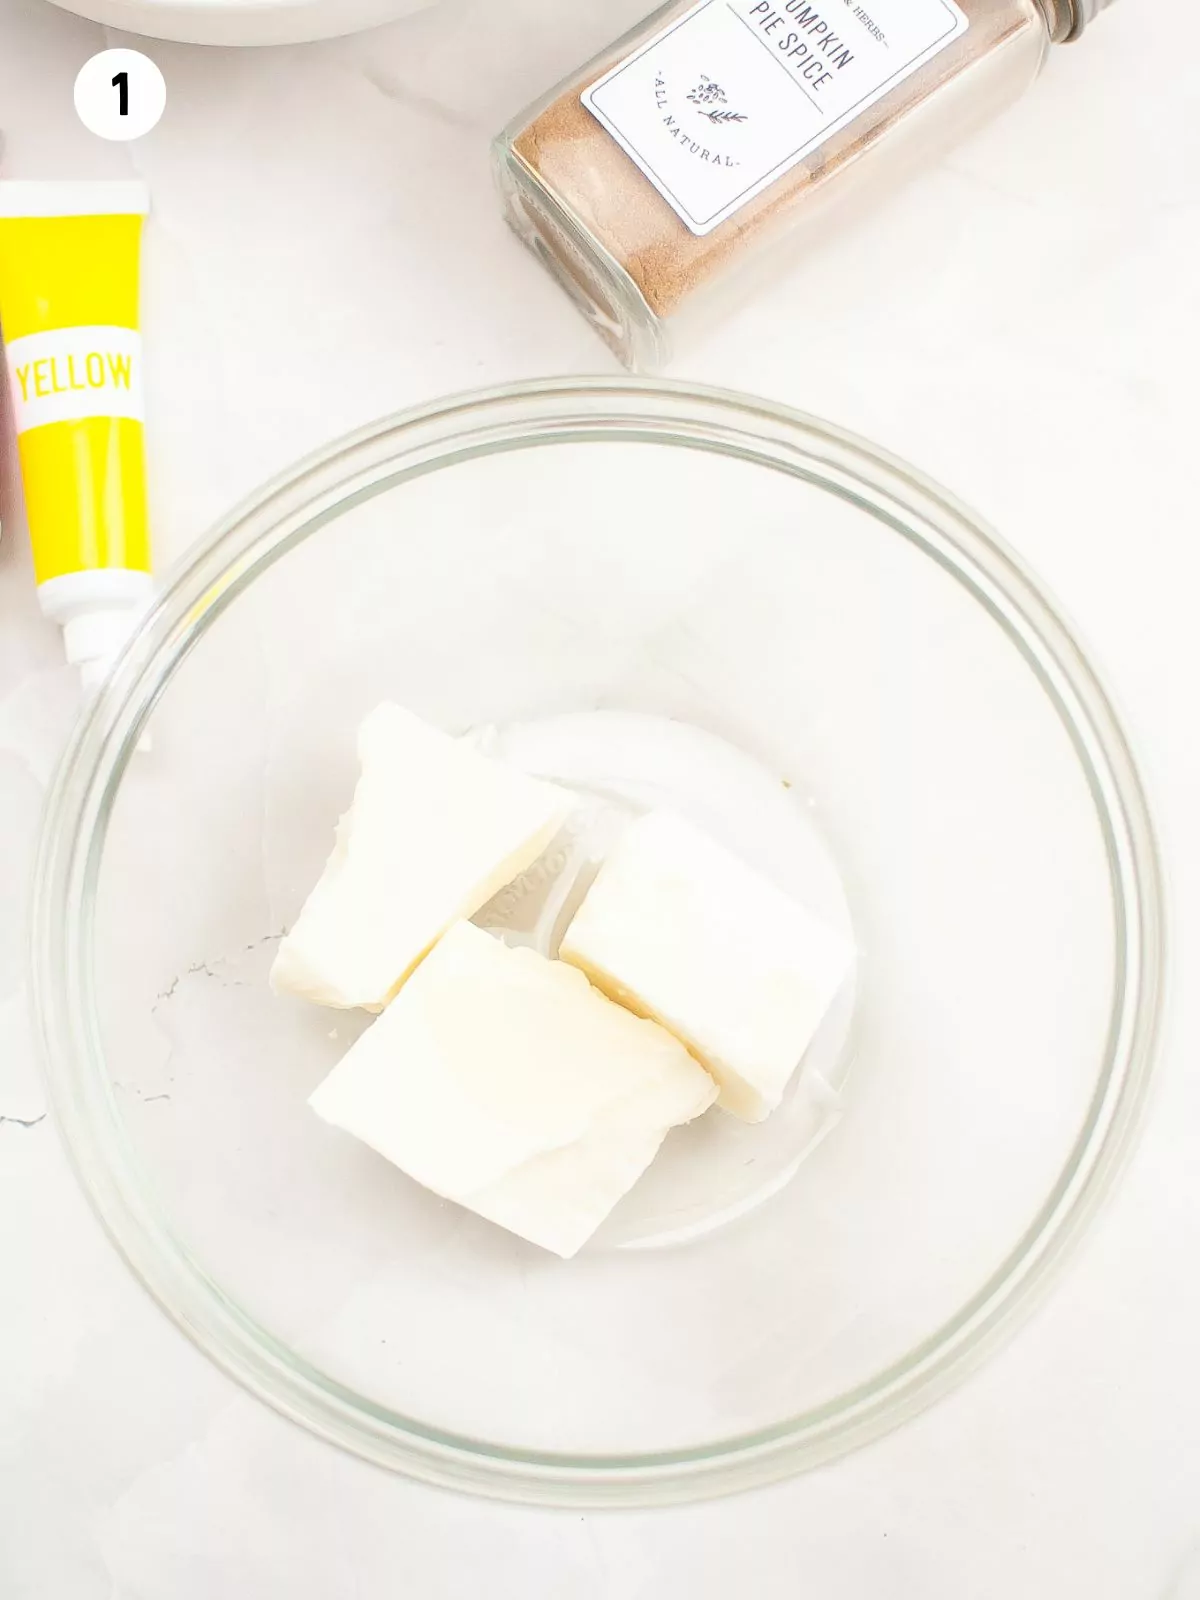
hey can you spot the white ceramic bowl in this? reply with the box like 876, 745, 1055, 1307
47, 0, 438, 47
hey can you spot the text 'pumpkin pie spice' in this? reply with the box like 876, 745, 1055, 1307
493, 0, 1114, 369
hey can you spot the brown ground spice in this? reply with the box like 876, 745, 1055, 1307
513, 0, 1040, 320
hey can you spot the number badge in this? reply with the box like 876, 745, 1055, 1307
74, 48, 166, 142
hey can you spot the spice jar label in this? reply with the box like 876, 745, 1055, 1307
583, 0, 968, 237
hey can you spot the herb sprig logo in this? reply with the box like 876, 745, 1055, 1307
686, 75, 748, 124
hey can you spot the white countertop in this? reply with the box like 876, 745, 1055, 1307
2, 0, 1199, 1593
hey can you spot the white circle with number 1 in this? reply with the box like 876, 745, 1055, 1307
74, 48, 165, 142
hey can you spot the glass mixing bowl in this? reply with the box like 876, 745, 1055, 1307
31, 380, 1163, 1505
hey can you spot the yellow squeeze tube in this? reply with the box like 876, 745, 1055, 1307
0, 181, 153, 691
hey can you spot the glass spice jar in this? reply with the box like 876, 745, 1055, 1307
494, 0, 1115, 369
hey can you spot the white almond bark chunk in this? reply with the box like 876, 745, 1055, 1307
308, 921, 717, 1257
271, 703, 574, 1010
560, 810, 853, 1123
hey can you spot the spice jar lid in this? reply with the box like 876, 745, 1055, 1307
1062, 0, 1118, 40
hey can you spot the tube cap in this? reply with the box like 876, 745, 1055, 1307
62, 605, 145, 694
38, 569, 154, 695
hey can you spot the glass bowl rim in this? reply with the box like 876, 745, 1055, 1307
29, 376, 1166, 1506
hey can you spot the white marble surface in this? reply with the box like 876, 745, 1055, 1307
2, 0, 1199, 1593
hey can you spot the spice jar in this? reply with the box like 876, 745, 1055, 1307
494, 0, 1115, 368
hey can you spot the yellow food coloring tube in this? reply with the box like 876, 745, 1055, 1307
0, 181, 153, 689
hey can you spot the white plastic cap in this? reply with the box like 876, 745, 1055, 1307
38, 567, 155, 697
61, 605, 143, 693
